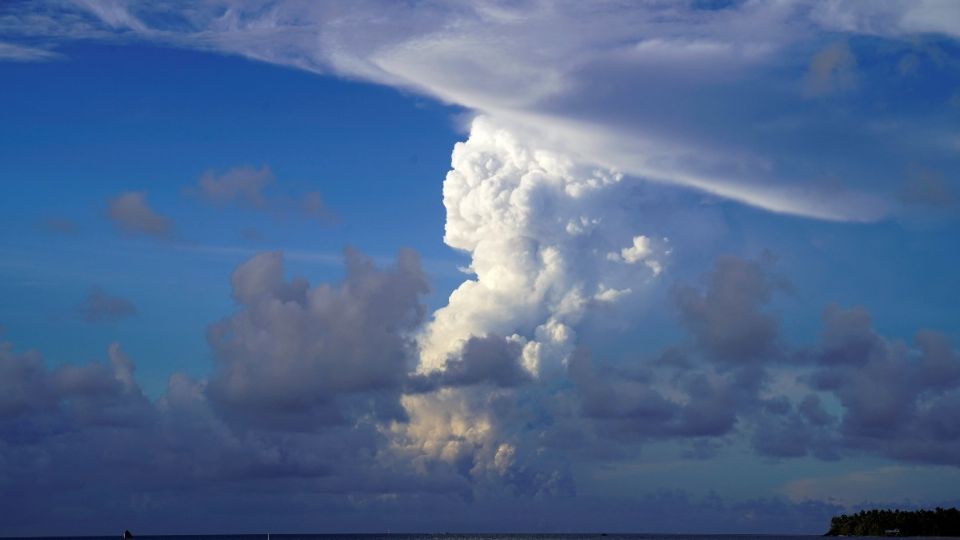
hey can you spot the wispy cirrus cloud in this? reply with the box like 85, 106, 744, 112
0, 41, 61, 62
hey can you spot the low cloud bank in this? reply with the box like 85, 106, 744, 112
2, 247, 959, 533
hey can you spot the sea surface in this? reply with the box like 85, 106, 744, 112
3, 534, 902, 540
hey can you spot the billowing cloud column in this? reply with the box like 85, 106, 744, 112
393, 117, 666, 488
418, 116, 665, 377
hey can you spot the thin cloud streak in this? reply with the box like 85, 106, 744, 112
0, 41, 61, 62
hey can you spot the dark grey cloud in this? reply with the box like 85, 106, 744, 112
798, 393, 834, 427
0, 248, 469, 535
105, 190, 173, 237
410, 335, 531, 391
568, 253, 960, 469
187, 165, 337, 223
751, 395, 839, 460
730, 300, 960, 464
207, 247, 428, 431
2, 248, 960, 534
0, 341, 150, 444
0, 343, 55, 422
444, 336, 530, 386
77, 286, 137, 323
552, 255, 785, 448
569, 348, 676, 426
807, 305, 960, 465
568, 347, 741, 441
0, 339, 357, 532
673, 253, 787, 364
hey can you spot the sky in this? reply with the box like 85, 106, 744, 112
1, 0, 959, 535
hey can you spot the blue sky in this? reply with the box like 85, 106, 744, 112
1, 1, 960, 535
1, 41, 470, 393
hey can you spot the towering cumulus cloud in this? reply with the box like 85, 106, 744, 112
420, 116, 664, 376
393, 117, 664, 490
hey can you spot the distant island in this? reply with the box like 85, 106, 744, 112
826, 508, 960, 536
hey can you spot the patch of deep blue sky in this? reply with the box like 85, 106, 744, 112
762, 36, 960, 195
1, 41, 959, 398
0, 43, 470, 393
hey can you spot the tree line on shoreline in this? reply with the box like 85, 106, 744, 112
826, 508, 960, 536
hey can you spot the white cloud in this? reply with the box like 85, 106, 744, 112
419, 116, 663, 377
607, 235, 664, 275
73, 0, 147, 32
811, 0, 960, 39
400, 116, 666, 484
0, 41, 60, 62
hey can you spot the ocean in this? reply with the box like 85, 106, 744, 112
0, 535, 834, 540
